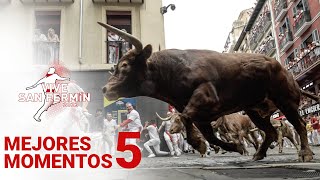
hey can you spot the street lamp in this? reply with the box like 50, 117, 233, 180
160, 4, 176, 15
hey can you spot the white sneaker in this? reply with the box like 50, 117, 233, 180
148, 154, 156, 158
170, 151, 175, 156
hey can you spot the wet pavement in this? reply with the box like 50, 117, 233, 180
138, 146, 320, 168
127, 146, 320, 179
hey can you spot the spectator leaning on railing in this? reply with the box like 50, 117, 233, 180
313, 41, 320, 56
47, 28, 60, 62
286, 40, 320, 74
34, 29, 48, 42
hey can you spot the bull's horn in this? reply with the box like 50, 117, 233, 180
250, 128, 259, 132
97, 22, 143, 53
156, 112, 171, 121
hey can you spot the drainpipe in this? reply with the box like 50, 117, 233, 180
79, 0, 84, 64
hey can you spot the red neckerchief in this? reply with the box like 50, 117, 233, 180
45, 73, 54, 92
46, 73, 53, 77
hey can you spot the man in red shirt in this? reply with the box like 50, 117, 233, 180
310, 114, 320, 145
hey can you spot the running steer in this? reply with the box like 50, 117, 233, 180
99, 22, 318, 162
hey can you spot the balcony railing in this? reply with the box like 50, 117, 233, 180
33, 41, 60, 65
293, 10, 312, 37
279, 31, 293, 52
287, 46, 320, 78
255, 39, 276, 56
249, 12, 272, 51
106, 40, 130, 64
249, 35, 258, 50
262, 12, 272, 32
265, 39, 276, 56
275, 0, 288, 21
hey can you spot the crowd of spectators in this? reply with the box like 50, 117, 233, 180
285, 41, 320, 76
249, 6, 270, 47
293, 9, 305, 28
33, 28, 60, 64
274, 0, 288, 18
255, 35, 275, 55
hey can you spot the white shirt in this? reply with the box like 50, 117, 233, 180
108, 34, 120, 41
161, 120, 172, 132
104, 119, 117, 136
127, 109, 142, 131
147, 125, 160, 140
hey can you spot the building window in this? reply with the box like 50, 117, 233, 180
33, 11, 61, 65
106, 11, 132, 64
312, 29, 319, 42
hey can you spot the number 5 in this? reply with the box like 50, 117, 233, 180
116, 132, 142, 169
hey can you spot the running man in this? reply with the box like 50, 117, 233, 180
143, 120, 170, 158
158, 111, 182, 156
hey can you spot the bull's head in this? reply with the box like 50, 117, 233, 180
156, 112, 184, 134
98, 22, 153, 100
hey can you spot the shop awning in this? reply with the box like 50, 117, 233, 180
92, 0, 144, 4
20, 0, 74, 3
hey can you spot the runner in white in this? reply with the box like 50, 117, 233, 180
103, 113, 117, 155
158, 111, 181, 156
143, 120, 170, 158
118, 102, 143, 146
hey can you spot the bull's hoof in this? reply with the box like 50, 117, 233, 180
269, 144, 275, 149
279, 150, 283, 154
221, 150, 227, 154
252, 153, 265, 161
212, 145, 220, 154
298, 150, 313, 162
200, 154, 206, 158
236, 144, 244, 155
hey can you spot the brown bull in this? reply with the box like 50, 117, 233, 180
211, 113, 261, 155
156, 112, 221, 157
99, 22, 319, 162
163, 112, 260, 156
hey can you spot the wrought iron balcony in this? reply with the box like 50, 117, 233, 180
249, 12, 272, 51
275, 0, 288, 22
293, 10, 312, 37
249, 36, 258, 50
279, 31, 293, 52
106, 40, 131, 64
287, 46, 320, 79
262, 12, 272, 32
265, 39, 276, 56
33, 41, 60, 65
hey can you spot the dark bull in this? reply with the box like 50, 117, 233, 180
99, 22, 319, 162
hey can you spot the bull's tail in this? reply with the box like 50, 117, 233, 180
301, 90, 320, 102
